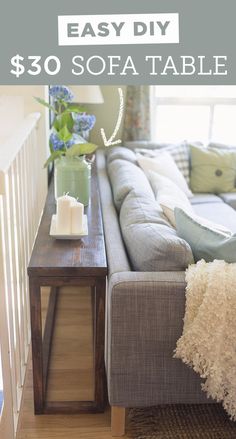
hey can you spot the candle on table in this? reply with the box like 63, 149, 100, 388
56, 195, 72, 234
66, 194, 77, 204
71, 201, 84, 234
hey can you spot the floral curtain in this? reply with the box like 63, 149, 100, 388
123, 85, 151, 141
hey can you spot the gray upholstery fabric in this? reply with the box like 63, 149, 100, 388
107, 271, 210, 407
193, 202, 236, 233
107, 153, 194, 271
107, 158, 153, 211
96, 150, 131, 275
120, 189, 194, 271
219, 193, 236, 210
190, 193, 223, 205
106, 146, 137, 165
124, 140, 176, 150
96, 149, 216, 409
125, 140, 203, 151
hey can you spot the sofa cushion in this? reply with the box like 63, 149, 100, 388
135, 141, 191, 183
219, 193, 236, 210
107, 158, 153, 211
175, 207, 236, 263
137, 153, 193, 197
190, 144, 236, 193
192, 202, 236, 233
120, 189, 194, 272
106, 146, 137, 165
208, 142, 236, 151
190, 193, 223, 205
148, 170, 194, 227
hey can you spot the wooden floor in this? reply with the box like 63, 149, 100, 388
17, 287, 129, 439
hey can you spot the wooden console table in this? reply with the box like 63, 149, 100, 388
28, 163, 107, 414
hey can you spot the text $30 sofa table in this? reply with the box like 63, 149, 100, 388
28, 163, 108, 414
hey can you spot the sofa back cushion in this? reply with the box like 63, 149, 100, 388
208, 142, 236, 151
190, 144, 236, 193
107, 149, 194, 271
134, 141, 191, 184
148, 170, 194, 227
137, 152, 193, 197
107, 146, 137, 165
108, 158, 153, 211
120, 189, 194, 271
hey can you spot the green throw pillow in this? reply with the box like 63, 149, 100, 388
174, 207, 235, 263
190, 144, 236, 193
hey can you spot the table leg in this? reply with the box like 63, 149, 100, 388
91, 286, 95, 341
94, 277, 106, 411
42, 287, 58, 395
29, 278, 44, 414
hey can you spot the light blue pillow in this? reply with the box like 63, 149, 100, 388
174, 207, 235, 263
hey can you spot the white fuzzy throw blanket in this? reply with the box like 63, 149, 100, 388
174, 259, 236, 420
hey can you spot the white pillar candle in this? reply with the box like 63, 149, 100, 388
56, 195, 72, 234
71, 201, 84, 234
66, 195, 77, 204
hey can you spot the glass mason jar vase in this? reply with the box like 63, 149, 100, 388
54, 155, 91, 206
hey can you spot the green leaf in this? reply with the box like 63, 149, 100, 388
79, 143, 98, 155
67, 104, 86, 113
34, 96, 57, 113
58, 125, 73, 143
53, 118, 60, 132
66, 143, 97, 157
53, 112, 74, 132
44, 151, 63, 168
49, 138, 54, 154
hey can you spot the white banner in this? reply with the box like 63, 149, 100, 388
58, 13, 179, 46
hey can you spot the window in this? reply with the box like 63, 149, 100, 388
152, 86, 236, 145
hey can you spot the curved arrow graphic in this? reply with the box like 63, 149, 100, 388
101, 87, 124, 147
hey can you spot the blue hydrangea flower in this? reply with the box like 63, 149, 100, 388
50, 132, 81, 151
73, 113, 96, 133
50, 132, 65, 151
49, 86, 74, 103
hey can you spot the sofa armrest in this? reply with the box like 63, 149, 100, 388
106, 270, 191, 407
109, 270, 186, 290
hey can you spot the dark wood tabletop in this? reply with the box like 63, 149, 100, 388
28, 161, 108, 414
28, 163, 107, 278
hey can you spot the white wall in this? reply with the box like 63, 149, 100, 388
0, 86, 49, 194
0, 85, 127, 151
0, 96, 24, 142
86, 85, 126, 147
0, 85, 48, 116
0, 86, 49, 158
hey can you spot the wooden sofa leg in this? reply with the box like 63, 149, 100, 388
111, 406, 126, 436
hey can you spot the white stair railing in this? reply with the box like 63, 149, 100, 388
0, 113, 47, 438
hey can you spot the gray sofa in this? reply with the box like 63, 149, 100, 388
96, 143, 236, 435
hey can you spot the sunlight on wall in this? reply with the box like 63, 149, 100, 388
0, 96, 24, 144
87, 85, 126, 147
